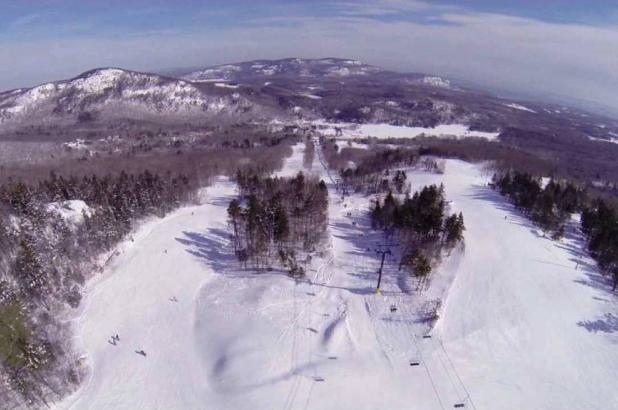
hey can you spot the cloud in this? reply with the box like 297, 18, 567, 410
8, 13, 41, 29
332, 0, 433, 17
0, 1, 617, 113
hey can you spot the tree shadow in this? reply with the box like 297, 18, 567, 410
175, 228, 236, 273
327, 209, 409, 294
175, 228, 313, 284
577, 313, 618, 334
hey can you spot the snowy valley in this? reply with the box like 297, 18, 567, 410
0, 57, 618, 410
51, 139, 618, 410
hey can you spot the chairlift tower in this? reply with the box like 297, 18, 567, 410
374, 241, 398, 293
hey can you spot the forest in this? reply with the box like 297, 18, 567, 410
0, 170, 195, 406
228, 170, 329, 276
370, 185, 465, 291
493, 171, 586, 238
581, 200, 618, 291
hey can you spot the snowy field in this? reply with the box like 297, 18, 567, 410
313, 121, 500, 141
56, 141, 618, 410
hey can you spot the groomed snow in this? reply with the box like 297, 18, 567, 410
55, 143, 618, 410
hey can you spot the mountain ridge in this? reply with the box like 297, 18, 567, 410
1, 57, 617, 145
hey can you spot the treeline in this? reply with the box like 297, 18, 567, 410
581, 200, 618, 290
0, 170, 195, 407
493, 172, 585, 238
493, 170, 618, 291
228, 171, 328, 275
371, 185, 464, 290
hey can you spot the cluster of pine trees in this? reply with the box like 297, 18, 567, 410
339, 167, 410, 196
581, 200, 618, 291
371, 185, 465, 290
0, 170, 194, 407
493, 172, 585, 237
228, 171, 328, 275
337, 149, 418, 195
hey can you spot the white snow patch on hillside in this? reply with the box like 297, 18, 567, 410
64, 139, 88, 150
328, 67, 351, 76
47, 200, 92, 225
214, 82, 239, 89
315, 121, 500, 140
422, 76, 450, 88
191, 78, 227, 83
588, 135, 618, 144
298, 93, 322, 99
3, 83, 64, 115
72, 69, 126, 94
506, 103, 537, 113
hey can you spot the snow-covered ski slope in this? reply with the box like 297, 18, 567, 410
57, 142, 618, 410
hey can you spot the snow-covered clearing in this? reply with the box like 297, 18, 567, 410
56, 141, 618, 409
588, 135, 618, 145
214, 82, 240, 89
298, 93, 322, 100
314, 121, 500, 141
47, 200, 92, 225
505, 103, 536, 113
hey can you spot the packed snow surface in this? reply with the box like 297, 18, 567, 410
57, 143, 618, 410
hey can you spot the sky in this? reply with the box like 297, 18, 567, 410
1, 0, 618, 113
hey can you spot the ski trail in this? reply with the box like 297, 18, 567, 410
53, 136, 618, 410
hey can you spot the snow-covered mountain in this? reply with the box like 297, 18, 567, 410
181, 57, 384, 82
2, 58, 618, 145
0, 68, 262, 130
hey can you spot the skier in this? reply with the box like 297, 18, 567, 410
135, 350, 147, 357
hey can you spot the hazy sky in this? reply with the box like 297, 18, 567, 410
1, 0, 618, 111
